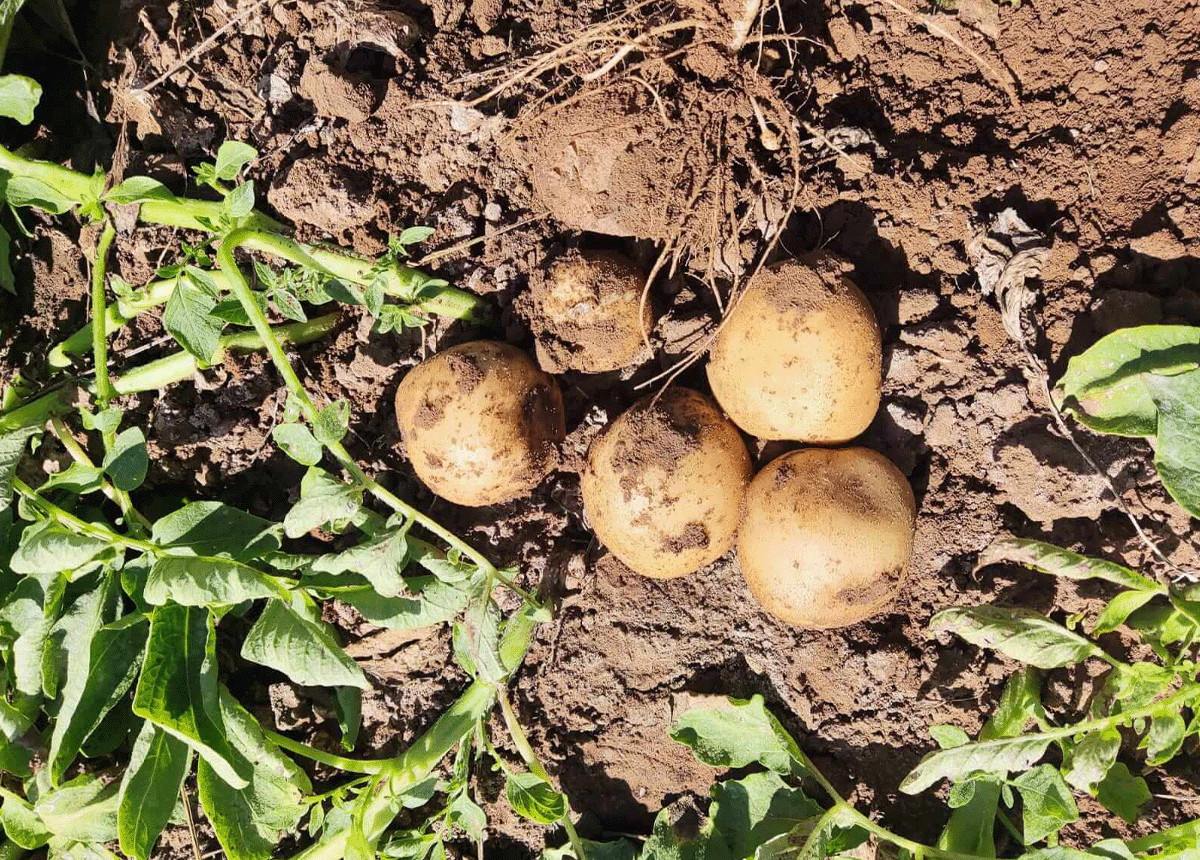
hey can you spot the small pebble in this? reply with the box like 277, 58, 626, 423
1094, 59, 1109, 72
484, 201, 502, 222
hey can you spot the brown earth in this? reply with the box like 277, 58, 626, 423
1, 0, 1199, 857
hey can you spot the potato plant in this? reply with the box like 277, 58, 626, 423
1055, 325, 1200, 519
0, 77, 590, 860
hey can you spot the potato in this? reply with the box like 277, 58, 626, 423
395, 341, 565, 506
706, 256, 881, 443
581, 388, 751, 579
530, 250, 655, 374
738, 447, 915, 629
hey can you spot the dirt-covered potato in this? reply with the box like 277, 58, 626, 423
581, 388, 752, 579
395, 341, 565, 506
530, 250, 655, 374
738, 447, 915, 629
706, 256, 882, 443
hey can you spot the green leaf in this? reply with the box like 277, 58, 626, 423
397, 226, 435, 246
1146, 371, 1200, 518
197, 687, 311, 860
224, 182, 256, 219
447, 791, 486, 841
1012, 764, 1078, 844
241, 596, 369, 689
930, 725, 970, 749
271, 285, 307, 322
901, 734, 1053, 794
39, 462, 105, 494
0, 74, 41, 124
710, 771, 821, 859
185, 266, 221, 299
102, 426, 148, 491
132, 604, 250, 788
1063, 729, 1119, 794
642, 799, 730, 860
10, 521, 110, 575
214, 141, 258, 181
5, 174, 73, 213
1140, 711, 1186, 766
41, 573, 115, 701
0, 221, 14, 294
273, 423, 323, 466
118, 722, 191, 860
0, 786, 50, 849
151, 501, 280, 561
81, 407, 122, 435
1095, 762, 1150, 824
334, 686, 362, 751
456, 597, 504, 682
48, 615, 148, 784
311, 528, 408, 598
976, 537, 1159, 591
980, 668, 1044, 740
283, 468, 364, 538
144, 554, 282, 606
930, 606, 1106, 669
505, 772, 567, 824
35, 772, 120, 844
938, 779, 1001, 857
1093, 589, 1161, 635
164, 278, 223, 364
670, 694, 804, 776
314, 400, 350, 445
1057, 325, 1200, 436
332, 576, 470, 631
105, 176, 172, 205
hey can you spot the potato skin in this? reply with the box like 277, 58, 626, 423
581, 388, 752, 579
531, 250, 655, 374
738, 447, 915, 629
395, 341, 565, 507
706, 256, 881, 443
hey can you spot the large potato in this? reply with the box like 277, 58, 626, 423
707, 256, 881, 443
530, 250, 655, 374
395, 341, 565, 506
738, 447, 915, 629
581, 388, 751, 579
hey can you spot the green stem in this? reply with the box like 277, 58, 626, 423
89, 223, 118, 406
1126, 818, 1200, 854
263, 731, 390, 775
217, 229, 499, 577
840, 806, 994, 860
497, 689, 590, 860
12, 477, 157, 553
48, 417, 153, 533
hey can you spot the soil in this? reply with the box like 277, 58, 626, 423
2, 0, 1200, 857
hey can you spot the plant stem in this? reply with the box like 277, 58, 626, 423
12, 477, 157, 553
89, 223, 118, 406
1126, 818, 1200, 853
48, 416, 153, 533
217, 229, 499, 578
263, 730, 391, 775
497, 688, 590, 860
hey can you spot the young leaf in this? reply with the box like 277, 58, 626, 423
670, 694, 804, 776
505, 772, 567, 824
271, 285, 307, 322
241, 597, 369, 689
151, 501, 280, 561
105, 176, 172, 205
1095, 762, 1150, 824
132, 604, 250, 788
311, 529, 408, 598
709, 771, 821, 859
938, 779, 1001, 857
1063, 729, 1120, 794
1093, 589, 1161, 635
930, 605, 1107, 669
980, 668, 1045, 740
1145, 371, 1200, 519
0, 74, 41, 123
929, 725, 970, 749
900, 735, 1054, 794
1140, 712, 1186, 766
10, 521, 110, 575
334, 686, 362, 752
976, 537, 1159, 591
1012, 764, 1078, 844
273, 422, 324, 466
397, 226, 435, 246
224, 182, 256, 219
197, 686, 311, 860
102, 426, 149, 492
214, 141, 258, 181
118, 723, 192, 860
47, 615, 149, 784
314, 399, 350, 446
164, 278, 223, 363
284, 468, 364, 538
1056, 325, 1200, 436
143, 554, 283, 606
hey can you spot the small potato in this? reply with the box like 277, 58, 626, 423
395, 341, 565, 506
581, 388, 751, 579
530, 250, 655, 374
707, 256, 881, 443
738, 447, 915, 629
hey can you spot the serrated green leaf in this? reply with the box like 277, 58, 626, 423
901, 734, 1053, 794
710, 771, 821, 859
312, 529, 408, 598
117, 722, 191, 860
670, 695, 804, 776
1057, 326, 1200, 436
102, 426, 148, 491
1063, 729, 1119, 794
1095, 762, 1150, 824
105, 176, 172, 205
0, 74, 41, 124
314, 399, 350, 446
197, 686, 311, 860
1146, 371, 1200, 519
143, 554, 283, 606
214, 141, 258, 181
273, 422, 323, 466
1093, 589, 1161, 635
241, 597, 368, 689
976, 537, 1159, 591
10, 521, 110, 575
505, 771, 567, 824
1012, 764, 1078, 844
930, 605, 1106, 669
132, 604, 250, 789
164, 278, 223, 364
151, 501, 280, 561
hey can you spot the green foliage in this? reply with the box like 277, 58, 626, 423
0, 74, 40, 124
